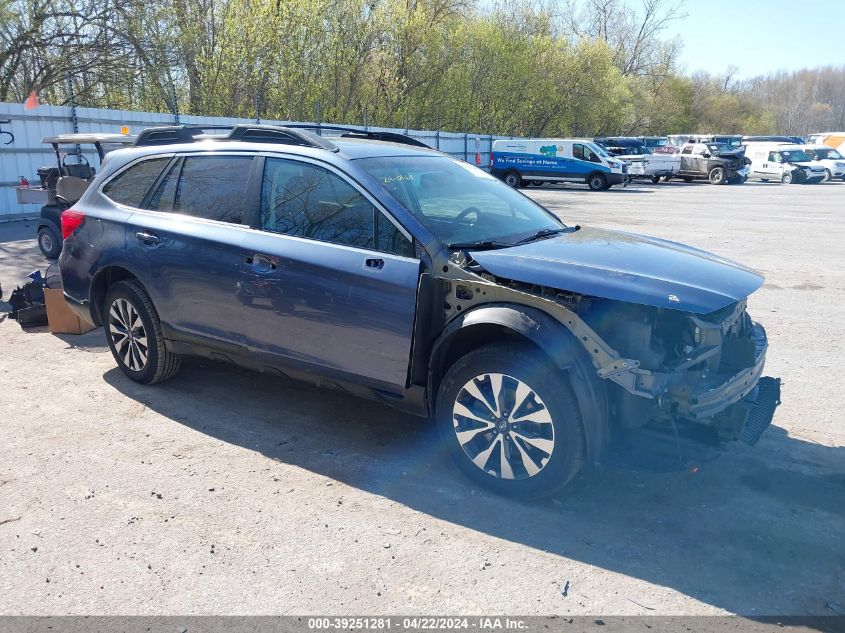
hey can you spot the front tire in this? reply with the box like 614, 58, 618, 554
436, 343, 585, 498
650, 175, 661, 184
503, 171, 522, 188
709, 167, 726, 185
782, 172, 793, 185
587, 173, 607, 191
824, 169, 832, 182
37, 227, 61, 260
104, 280, 181, 384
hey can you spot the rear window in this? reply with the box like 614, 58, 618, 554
101, 158, 169, 207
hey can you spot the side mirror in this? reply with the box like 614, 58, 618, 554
702, 152, 712, 158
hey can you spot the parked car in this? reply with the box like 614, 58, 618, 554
58, 124, 780, 498
594, 137, 679, 183
674, 142, 750, 184
743, 143, 826, 184
490, 138, 627, 190
798, 145, 845, 181
15, 133, 137, 259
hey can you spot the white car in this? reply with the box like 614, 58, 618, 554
799, 145, 845, 181
743, 143, 826, 184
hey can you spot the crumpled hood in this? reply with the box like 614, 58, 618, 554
470, 227, 764, 314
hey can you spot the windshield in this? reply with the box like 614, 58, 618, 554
780, 149, 812, 163
357, 156, 563, 247
707, 144, 732, 154
811, 148, 843, 160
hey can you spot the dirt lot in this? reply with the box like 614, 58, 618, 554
1, 179, 843, 616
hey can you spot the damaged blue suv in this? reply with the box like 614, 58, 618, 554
59, 124, 781, 497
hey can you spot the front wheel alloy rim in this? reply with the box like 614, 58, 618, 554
452, 373, 555, 480
109, 298, 148, 371
40, 233, 54, 252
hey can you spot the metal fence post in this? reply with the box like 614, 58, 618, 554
170, 82, 180, 125
65, 71, 81, 160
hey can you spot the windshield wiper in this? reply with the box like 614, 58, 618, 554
447, 239, 511, 251
511, 226, 577, 247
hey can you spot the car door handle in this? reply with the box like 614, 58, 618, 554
365, 258, 385, 270
246, 254, 276, 272
135, 231, 160, 245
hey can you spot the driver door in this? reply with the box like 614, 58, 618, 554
239, 155, 421, 393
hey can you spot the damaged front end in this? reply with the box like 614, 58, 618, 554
437, 248, 781, 455
580, 298, 781, 447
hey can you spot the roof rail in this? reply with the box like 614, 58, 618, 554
284, 124, 430, 148
133, 124, 339, 152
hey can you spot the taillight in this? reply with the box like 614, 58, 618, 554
61, 209, 85, 239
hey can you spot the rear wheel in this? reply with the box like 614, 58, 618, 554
503, 171, 522, 188
37, 226, 61, 259
587, 173, 607, 191
708, 167, 726, 185
104, 280, 181, 384
436, 343, 585, 498
650, 175, 661, 184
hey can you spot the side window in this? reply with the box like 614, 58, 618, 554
768, 152, 781, 163
583, 145, 601, 163
573, 144, 585, 161
681, 146, 692, 155
377, 215, 415, 258
101, 158, 169, 207
177, 156, 252, 223
145, 158, 181, 212
260, 157, 413, 257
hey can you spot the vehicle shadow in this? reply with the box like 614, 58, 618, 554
103, 360, 845, 616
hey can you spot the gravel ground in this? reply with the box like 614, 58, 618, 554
0, 179, 843, 616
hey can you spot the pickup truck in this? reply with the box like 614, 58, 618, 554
674, 142, 750, 184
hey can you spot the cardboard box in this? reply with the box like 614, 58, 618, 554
44, 288, 96, 334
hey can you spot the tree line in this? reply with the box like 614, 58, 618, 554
3, 0, 844, 137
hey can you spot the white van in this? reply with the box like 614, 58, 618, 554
799, 145, 845, 181
490, 139, 627, 191
743, 143, 826, 184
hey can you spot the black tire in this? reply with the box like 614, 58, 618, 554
708, 167, 726, 185
824, 169, 832, 182
435, 342, 586, 498
587, 173, 607, 191
37, 226, 61, 260
782, 172, 793, 185
503, 171, 522, 188
104, 280, 181, 384
650, 175, 661, 184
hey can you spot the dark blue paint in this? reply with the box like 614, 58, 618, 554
469, 227, 764, 314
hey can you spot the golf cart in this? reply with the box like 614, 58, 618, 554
15, 133, 136, 259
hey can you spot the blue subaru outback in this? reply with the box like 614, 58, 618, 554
59, 124, 780, 497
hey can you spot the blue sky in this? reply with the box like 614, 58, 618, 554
664, 0, 845, 78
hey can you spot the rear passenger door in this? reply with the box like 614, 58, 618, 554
239, 155, 420, 393
124, 153, 257, 346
